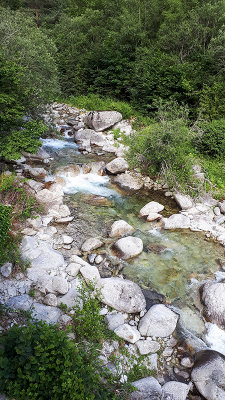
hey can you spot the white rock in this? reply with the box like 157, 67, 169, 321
101, 277, 146, 313
58, 286, 81, 309
162, 214, 190, 229
109, 220, 135, 238
80, 264, 101, 285
66, 263, 80, 277
174, 193, 193, 210
52, 276, 68, 295
114, 173, 144, 191
219, 200, 225, 214
63, 235, 73, 244
130, 377, 162, 400
136, 340, 160, 355
139, 201, 164, 217
114, 236, 143, 259
1, 263, 12, 278
81, 237, 103, 252
162, 381, 190, 400
105, 313, 125, 330
84, 110, 122, 132
105, 157, 129, 174
95, 255, 104, 264
139, 304, 179, 337
201, 281, 225, 326
114, 323, 141, 344
44, 293, 58, 307
146, 213, 162, 222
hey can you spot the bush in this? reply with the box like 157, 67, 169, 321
194, 119, 225, 158
0, 322, 119, 400
125, 101, 195, 192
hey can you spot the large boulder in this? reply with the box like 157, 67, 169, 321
200, 281, 225, 326
162, 214, 190, 230
105, 157, 129, 174
130, 377, 162, 400
109, 220, 135, 238
139, 304, 179, 337
139, 201, 164, 217
84, 111, 122, 132
173, 193, 193, 210
191, 350, 225, 400
114, 236, 143, 259
101, 277, 146, 313
24, 166, 47, 180
36, 184, 64, 207
114, 173, 144, 191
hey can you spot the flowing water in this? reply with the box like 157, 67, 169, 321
42, 137, 225, 342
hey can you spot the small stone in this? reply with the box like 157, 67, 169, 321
214, 207, 221, 216
44, 293, 58, 307
66, 263, 80, 277
162, 381, 190, 400
88, 254, 96, 264
52, 276, 68, 295
146, 213, 162, 222
180, 357, 194, 368
95, 255, 104, 264
114, 323, 141, 344
63, 235, 73, 244
58, 314, 72, 325
1, 262, 12, 278
139, 201, 164, 217
81, 237, 103, 252
114, 236, 143, 260
109, 220, 135, 238
163, 347, 174, 357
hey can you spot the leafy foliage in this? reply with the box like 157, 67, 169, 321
193, 119, 225, 158
0, 321, 119, 400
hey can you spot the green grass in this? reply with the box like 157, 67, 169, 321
58, 94, 151, 127
200, 156, 225, 199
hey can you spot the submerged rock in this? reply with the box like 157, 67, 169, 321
191, 350, 225, 400
109, 220, 135, 238
114, 236, 143, 259
101, 277, 146, 313
84, 110, 122, 132
162, 214, 190, 229
138, 304, 179, 337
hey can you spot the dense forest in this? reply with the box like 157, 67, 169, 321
0, 0, 225, 193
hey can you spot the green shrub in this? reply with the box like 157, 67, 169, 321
73, 281, 114, 343
0, 203, 11, 250
0, 321, 119, 400
193, 119, 225, 158
125, 101, 195, 193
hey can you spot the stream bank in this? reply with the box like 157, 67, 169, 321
1, 103, 225, 400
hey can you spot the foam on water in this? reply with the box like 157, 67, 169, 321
41, 138, 78, 150
205, 322, 225, 355
56, 172, 119, 197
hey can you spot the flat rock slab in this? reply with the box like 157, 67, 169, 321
135, 340, 160, 355
105, 157, 129, 174
162, 214, 190, 230
101, 277, 146, 313
114, 236, 143, 259
84, 111, 122, 131
162, 381, 190, 400
139, 304, 179, 337
130, 377, 162, 400
139, 201, 164, 217
114, 173, 144, 191
109, 220, 135, 238
114, 323, 140, 343
191, 350, 225, 400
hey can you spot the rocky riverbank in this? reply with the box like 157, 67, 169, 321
1, 102, 225, 400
